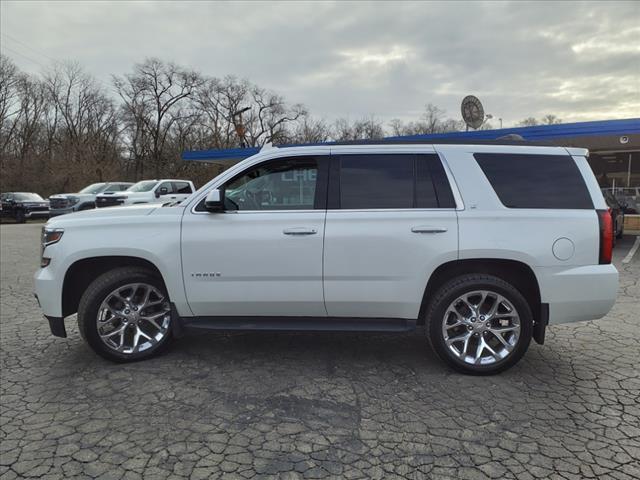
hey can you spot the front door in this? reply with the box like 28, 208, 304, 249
181, 156, 328, 317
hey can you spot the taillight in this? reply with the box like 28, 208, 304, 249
597, 209, 613, 264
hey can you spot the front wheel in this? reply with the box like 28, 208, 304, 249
425, 274, 533, 375
77, 267, 173, 362
15, 210, 25, 223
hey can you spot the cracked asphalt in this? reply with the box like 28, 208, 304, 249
1, 223, 639, 480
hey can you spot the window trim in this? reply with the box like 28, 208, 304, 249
193, 155, 329, 213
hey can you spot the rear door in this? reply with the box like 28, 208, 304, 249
323, 149, 459, 319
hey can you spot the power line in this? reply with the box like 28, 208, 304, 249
1, 34, 119, 96
1, 45, 48, 69
1, 32, 57, 63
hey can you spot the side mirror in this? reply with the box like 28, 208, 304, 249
204, 189, 224, 212
156, 187, 168, 198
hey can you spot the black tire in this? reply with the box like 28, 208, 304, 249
79, 203, 95, 211
15, 210, 25, 223
425, 274, 533, 375
77, 266, 173, 362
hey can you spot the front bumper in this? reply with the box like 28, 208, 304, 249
34, 265, 63, 318
537, 264, 618, 325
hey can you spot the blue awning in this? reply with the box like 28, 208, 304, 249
182, 118, 640, 162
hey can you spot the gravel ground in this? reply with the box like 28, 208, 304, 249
1, 223, 639, 480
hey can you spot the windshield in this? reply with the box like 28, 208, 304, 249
14, 193, 44, 201
79, 183, 107, 194
127, 180, 158, 192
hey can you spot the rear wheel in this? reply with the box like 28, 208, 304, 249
78, 267, 173, 362
426, 274, 533, 375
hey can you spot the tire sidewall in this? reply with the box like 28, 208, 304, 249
78, 269, 172, 362
428, 277, 533, 375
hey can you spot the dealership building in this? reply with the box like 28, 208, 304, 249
183, 118, 640, 189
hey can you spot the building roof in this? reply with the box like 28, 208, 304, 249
182, 117, 640, 162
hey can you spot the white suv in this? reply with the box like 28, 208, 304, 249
95, 179, 195, 208
34, 142, 618, 374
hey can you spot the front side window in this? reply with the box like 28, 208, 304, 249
128, 180, 158, 193
157, 182, 174, 194
224, 158, 319, 211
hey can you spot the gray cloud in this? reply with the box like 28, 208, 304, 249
2, 0, 638, 127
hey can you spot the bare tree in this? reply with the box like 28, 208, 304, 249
113, 58, 204, 178
43, 62, 120, 191
518, 115, 562, 127
517, 117, 539, 127
541, 114, 562, 125
290, 114, 331, 144
387, 104, 462, 136
332, 116, 385, 141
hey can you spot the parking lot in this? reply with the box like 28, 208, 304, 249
0, 223, 638, 480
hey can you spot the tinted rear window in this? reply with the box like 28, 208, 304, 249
340, 155, 414, 209
474, 153, 593, 209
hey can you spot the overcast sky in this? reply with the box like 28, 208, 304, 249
1, 0, 639, 127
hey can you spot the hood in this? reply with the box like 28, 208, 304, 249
46, 203, 159, 226
50, 193, 94, 200
96, 191, 151, 198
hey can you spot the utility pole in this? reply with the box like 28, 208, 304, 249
232, 107, 251, 148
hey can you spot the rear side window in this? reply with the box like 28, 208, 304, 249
338, 154, 456, 209
340, 155, 414, 209
474, 153, 593, 209
174, 182, 193, 194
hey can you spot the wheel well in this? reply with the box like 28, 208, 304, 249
62, 256, 165, 317
418, 259, 542, 325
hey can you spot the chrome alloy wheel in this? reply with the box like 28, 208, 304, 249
97, 283, 170, 355
442, 290, 521, 366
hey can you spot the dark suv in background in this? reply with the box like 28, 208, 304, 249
0, 192, 49, 223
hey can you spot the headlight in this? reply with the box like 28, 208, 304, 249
67, 196, 79, 206
43, 228, 64, 246
40, 227, 64, 267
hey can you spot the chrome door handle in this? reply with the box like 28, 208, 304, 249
411, 226, 448, 234
283, 227, 317, 235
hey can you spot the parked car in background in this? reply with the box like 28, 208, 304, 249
602, 189, 624, 240
615, 187, 639, 214
95, 179, 195, 208
35, 143, 618, 375
0, 192, 49, 223
49, 182, 133, 217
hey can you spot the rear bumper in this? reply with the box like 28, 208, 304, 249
537, 264, 618, 325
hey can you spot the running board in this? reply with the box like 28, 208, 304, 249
180, 316, 416, 333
